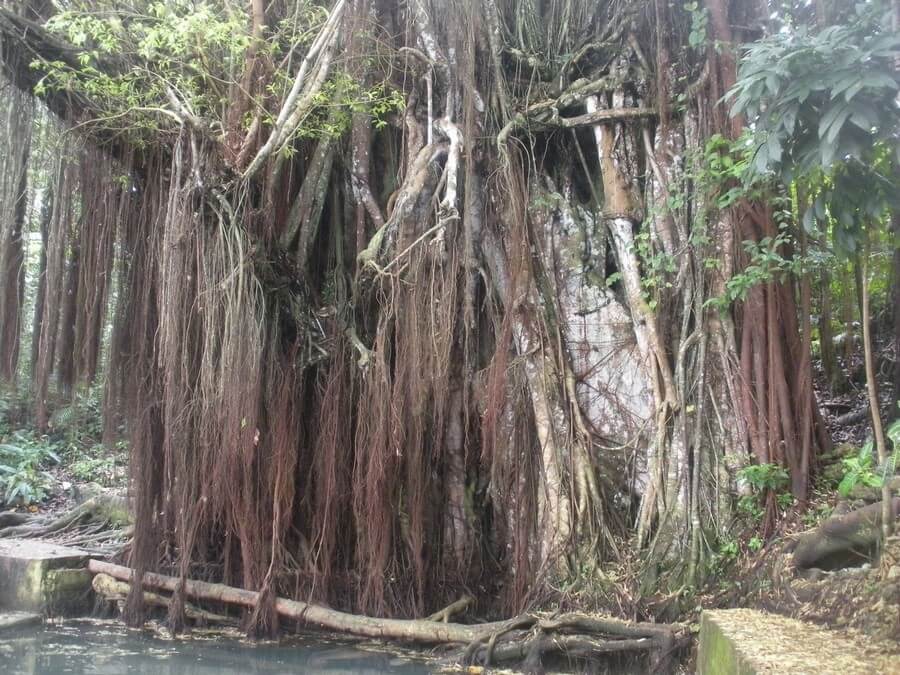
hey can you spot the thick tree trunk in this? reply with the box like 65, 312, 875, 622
30, 188, 51, 377
704, 0, 826, 508
0, 131, 28, 381
2, 0, 828, 626
34, 154, 73, 431
0, 88, 31, 383
56, 233, 80, 398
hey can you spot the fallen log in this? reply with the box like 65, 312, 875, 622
87, 559, 686, 670
89, 558, 484, 643
92, 573, 234, 626
792, 497, 900, 569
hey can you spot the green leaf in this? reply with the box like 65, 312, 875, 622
754, 144, 769, 173
862, 474, 884, 488
766, 134, 782, 164
862, 71, 899, 89
843, 80, 864, 101
0, 444, 25, 457
781, 107, 797, 135
819, 102, 852, 144
837, 472, 857, 497
848, 101, 876, 131
860, 440, 873, 461
802, 206, 816, 232
820, 138, 838, 168
887, 418, 900, 446
831, 73, 860, 99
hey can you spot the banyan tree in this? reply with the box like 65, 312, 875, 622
0, 0, 835, 640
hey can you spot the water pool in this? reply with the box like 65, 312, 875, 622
0, 619, 435, 674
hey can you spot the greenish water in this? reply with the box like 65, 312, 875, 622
0, 620, 434, 674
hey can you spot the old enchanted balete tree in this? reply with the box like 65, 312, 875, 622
0, 0, 839, 629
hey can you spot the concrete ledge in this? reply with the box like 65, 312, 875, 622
698, 608, 899, 674
0, 539, 92, 615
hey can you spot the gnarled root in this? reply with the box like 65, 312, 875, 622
463, 613, 684, 672
88, 560, 686, 671
0, 493, 131, 556
0, 493, 130, 539
792, 497, 900, 569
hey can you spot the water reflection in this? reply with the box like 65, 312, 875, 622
0, 620, 433, 674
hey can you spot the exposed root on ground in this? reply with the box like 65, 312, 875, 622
791, 498, 900, 569
0, 493, 131, 556
89, 560, 687, 671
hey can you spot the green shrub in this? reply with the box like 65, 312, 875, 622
739, 463, 790, 493
0, 433, 61, 506
68, 442, 127, 487
737, 462, 791, 522
839, 413, 900, 498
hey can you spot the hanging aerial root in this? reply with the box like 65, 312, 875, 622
88, 560, 686, 669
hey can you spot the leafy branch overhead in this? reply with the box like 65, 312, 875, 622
29, 1, 403, 152
728, 3, 900, 254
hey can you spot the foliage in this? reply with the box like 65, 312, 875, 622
838, 415, 900, 497
0, 432, 60, 505
737, 463, 790, 522
69, 442, 127, 487
48, 390, 105, 451
717, 224, 795, 306
689, 134, 807, 310
0, 388, 127, 497
287, 76, 405, 144
740, 462, 790, 493
37, 1, 254, 139
633, 229, 675, 310
718, 538, 739, 560
697, 133, 756, 211
837, 441, 882, 497
45, 390, 128, 487
33, 1, 403, 145
729, 2, 900, 256
683, 1, 708, 50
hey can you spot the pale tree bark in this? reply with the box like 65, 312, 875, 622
860, 242, 891, 539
